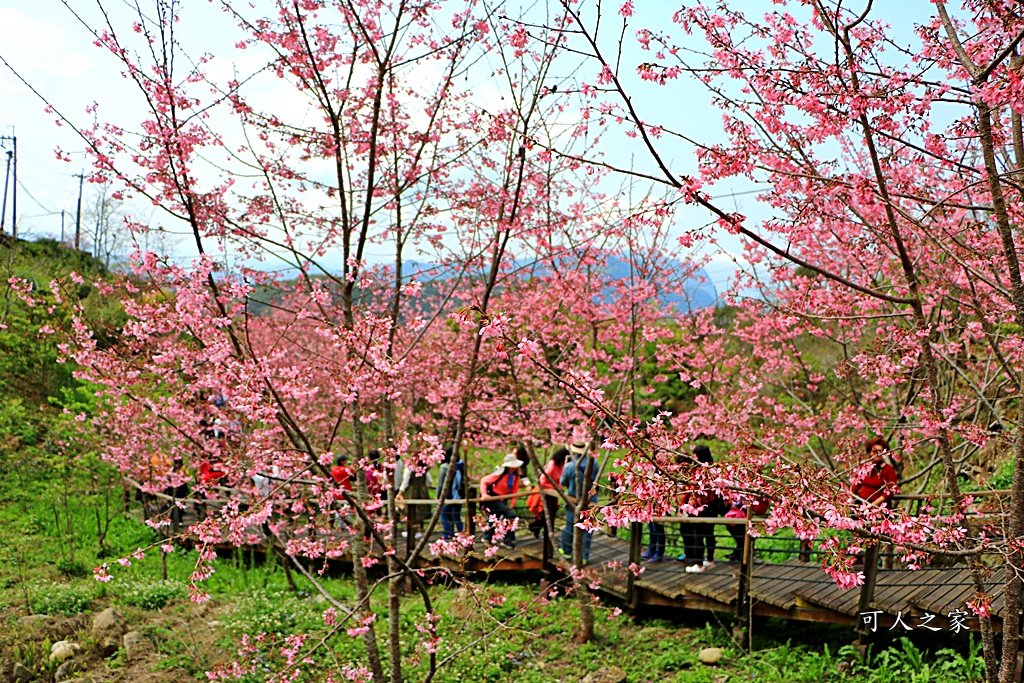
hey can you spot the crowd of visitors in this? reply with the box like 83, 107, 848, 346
145, 399, 902, 572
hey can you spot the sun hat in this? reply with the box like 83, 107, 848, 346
568, 441, 589, 457
499, 452, 524, 469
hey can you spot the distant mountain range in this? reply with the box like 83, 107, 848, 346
400, 254, 718, 313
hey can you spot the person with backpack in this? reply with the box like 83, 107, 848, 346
527, 447, 568, 539
436, 447, 465, 540
480, 452, 528, 548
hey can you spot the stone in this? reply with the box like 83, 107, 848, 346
580, 666, 627, 683
698, 647, 724, 665
12, 662, 32, 683
97, 634, 120, 657
123, 630, 147, 661
49, 641, 79, 663
54, 660, 81, 682
17, 615, 51, 630
91, 608, 126, 640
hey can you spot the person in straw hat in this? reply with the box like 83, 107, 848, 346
560, 440, 601, 563
480, 451, 530, 548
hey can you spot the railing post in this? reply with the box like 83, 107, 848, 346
735, 511, 754, 638
541, 509, 552, 572
799, 539, 811, 562
467, 485, 477, 537
626, 521, 642, 608
856, 543, 881, 636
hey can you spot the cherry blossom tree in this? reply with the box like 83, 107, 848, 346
23, 0, 665, 678
503, 1, 1024, 680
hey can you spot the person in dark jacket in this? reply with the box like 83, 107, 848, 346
684, 445, 725, 573
436, 447, 465, 540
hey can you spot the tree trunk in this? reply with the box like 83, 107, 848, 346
351, 463, 386, 683
573, 454, 596, 643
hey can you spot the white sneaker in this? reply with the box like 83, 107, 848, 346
686, 560, 713, 573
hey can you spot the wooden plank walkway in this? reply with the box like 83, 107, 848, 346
512, 531, 1000, 633
138, 502, 1004, 636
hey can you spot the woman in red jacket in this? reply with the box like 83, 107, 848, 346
527, 447, 568, 539
852, 437, 898, 506
481, 452, 528, 548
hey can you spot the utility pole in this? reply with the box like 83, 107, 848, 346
61, 210, 66, 243
0, 135, 15, 239
0, 149, 10, 236
11, 136, 15, 240
74, 172, 84, 250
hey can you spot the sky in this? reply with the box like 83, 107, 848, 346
0, 0, 935, 291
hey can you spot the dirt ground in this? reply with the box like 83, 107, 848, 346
0, 598, 234, 683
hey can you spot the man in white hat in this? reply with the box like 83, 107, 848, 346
560, 441, 600, 563
480, 451, 529, 548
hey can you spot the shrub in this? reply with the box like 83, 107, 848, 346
113, 579, 186, 610
56, 559, 89, 578
227, 589, 320, 637
27, 581, 94, 615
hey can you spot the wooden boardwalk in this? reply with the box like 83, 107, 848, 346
509, 532, 1001, 634
139, 498, 1004, 636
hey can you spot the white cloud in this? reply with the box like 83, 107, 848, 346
0, 8, 92, 80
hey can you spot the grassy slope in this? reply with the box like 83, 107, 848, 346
0, 462, 986, 682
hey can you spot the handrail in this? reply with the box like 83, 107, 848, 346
892, 489, 1010, 501
396, 491, 522, 505
652, 516, 758, 524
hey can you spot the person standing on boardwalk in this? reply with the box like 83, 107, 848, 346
527, 447, 568, 539
684, 445, 725, 574
560, 441, 600, 564
397, 454, 434, 538
481, 452, 528, 548
674, 450, 698, 564
435, 447, 466, 540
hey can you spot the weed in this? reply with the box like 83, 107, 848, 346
113, 579, 187, 610
24, 581, 94, 615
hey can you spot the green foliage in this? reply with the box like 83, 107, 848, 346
56, 558, 90, 578
24, 581, 95, 615
990, 457, 1013, 490
227, 589, 324, 638
112, 579, 187, 610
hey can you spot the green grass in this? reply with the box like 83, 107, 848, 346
0, 453, 987, 683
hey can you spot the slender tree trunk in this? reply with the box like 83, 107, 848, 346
350, 462, 386, 683
383, 401, 403, 683
572, 454, 596, 643
976, 99, 1024, 683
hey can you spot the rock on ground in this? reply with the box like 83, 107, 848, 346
16, 615, 51, 631
12, 662, 32, 683
580, 665, 627, 683
91, 607, 126, 639
123, 630, 149, 661
49, 640, 80, 663
54, 659, 82, 682
699, 647, 724, 665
